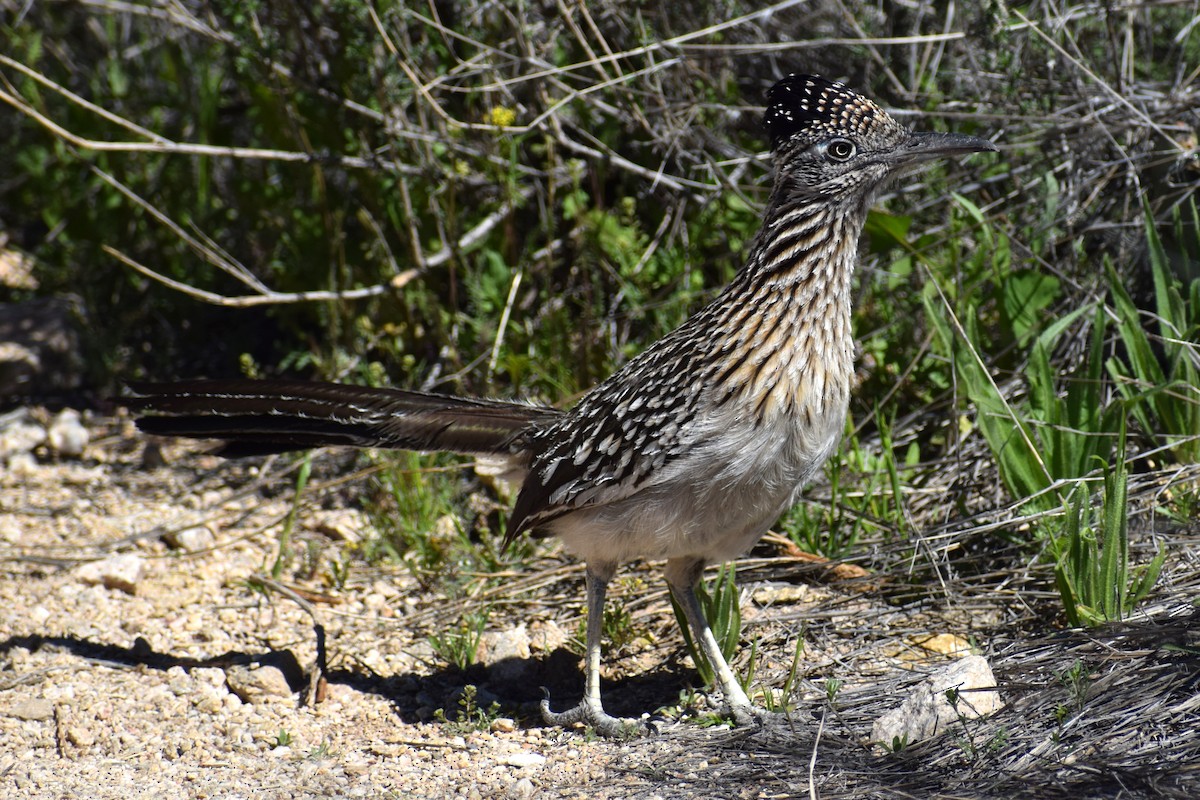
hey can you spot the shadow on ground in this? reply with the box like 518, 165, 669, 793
0, 630, 689, 729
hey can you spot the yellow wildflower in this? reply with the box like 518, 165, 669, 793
488, 105, 516, 128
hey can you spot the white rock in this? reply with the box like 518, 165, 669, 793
76, 553, 145, 595
0, 421, 45, 455
165, 525, 216, 552
28, 605, 51, 626
5, 451, 37, 475
870, 655, 1004, 748
502, 752, 546, 768
47, 409, 88, 456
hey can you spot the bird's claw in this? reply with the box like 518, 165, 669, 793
540, 689, 649, 738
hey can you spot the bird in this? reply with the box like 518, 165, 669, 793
124, 74, 995, 737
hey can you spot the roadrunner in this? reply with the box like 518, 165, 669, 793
127, 74, 994, 736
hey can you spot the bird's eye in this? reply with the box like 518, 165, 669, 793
826, 139, 856, 162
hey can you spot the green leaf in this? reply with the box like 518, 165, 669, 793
865, 210, 914, 253
1001, 269, 1060, 345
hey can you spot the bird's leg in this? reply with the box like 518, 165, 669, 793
541, 562, 644, 737
665, 557, 759, 727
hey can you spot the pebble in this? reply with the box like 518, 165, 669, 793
75, 554, 145, 595
193, 693, 225, 714
5, 450, 37, 475
225, 664, 295, 703
192, 667, 228, 688
501, 752, 546, 768
308, 508, 368, 543
751, 584, 810, 605
165, 525, 217, 552
4, 698, 54, 721
47, 409, 88, 456
0, 419, 46, 455
67, 726, 96, 747
28, 604, 52, 626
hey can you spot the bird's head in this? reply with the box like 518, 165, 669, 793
763, 74, 995, 208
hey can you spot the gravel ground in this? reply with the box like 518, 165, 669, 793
0, 416, 649, 799
3, 409, 1199, 799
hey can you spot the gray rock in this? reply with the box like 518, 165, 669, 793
478, 625, 531, 664
4, 698, 54, 721
478, 624, 532, 682
225, 664, 294, 704
871, 654, 1004, 748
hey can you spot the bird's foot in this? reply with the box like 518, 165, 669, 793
540, 691, 649, 738
727, 700, 766, 730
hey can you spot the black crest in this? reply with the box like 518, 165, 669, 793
763, 74, 904, 152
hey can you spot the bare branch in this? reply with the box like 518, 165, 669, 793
104, 245, 419, 307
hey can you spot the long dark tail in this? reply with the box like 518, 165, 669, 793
124, 379, 561, 458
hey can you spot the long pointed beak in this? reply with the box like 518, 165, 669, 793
893, 130, 998, 165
